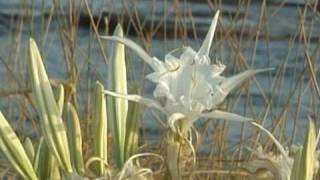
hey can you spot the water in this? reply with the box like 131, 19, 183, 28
0, 0, 319, 146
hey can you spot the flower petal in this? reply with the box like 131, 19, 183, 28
100, 35, 165, 72
153, 82, 171, 99
220, 68, 275, 94
210, 62, 226, 77
180, 47, 198, 65
198, 10, 220, 58
164, 54, 181, 71
250, 122, 288, 159
146, 72, 164, 83
168, 113, 186, 133
199, 110, 253, 122
104, 89, 168, 115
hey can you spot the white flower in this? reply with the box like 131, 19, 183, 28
247, 122, 293, 180
248, 121, 320, 180
100, 10, 273, 132
245, 146, 293, 180
147, 46, 227, 115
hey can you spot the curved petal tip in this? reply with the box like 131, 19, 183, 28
198, 10, 220, 57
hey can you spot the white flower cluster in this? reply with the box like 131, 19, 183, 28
101, 10, 271, 131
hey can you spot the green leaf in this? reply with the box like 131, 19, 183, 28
23, 137, 35, 163
28, 38, 72, 173
107, 24, 128, 168
34, 137, 60, 180
296, 120, 316, 180
291, 146, 303, 180
53, 84, 65, 116
124, 84, 143, 160
93, 81, 108, 176
0, 112, 38, 180
65, 103, 85, 175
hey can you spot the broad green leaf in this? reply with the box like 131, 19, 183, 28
124, 84, 143, 160
297, 120, 316, 180
291, 146, 302, 180
93, 81, 108, 176
107, 24, 128, 168
53, 84, 65, 116
34, 137, 60, 180
23, 137, 35, 163
28, 38, 72, 173
0, 111, 38, 180
65, 103, 85, 175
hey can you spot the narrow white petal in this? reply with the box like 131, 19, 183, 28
180, 47, 198, 65
100, 36, 164, 71
104, 89, 167, 115
153, 83, 170, 98
164, 54, 180, 70
168, 113, 186, 133
167, 46, 188, 56
210, 63, 226, 77
199, 110, 252, 122
250, 122, 289, 160
220, 68, 275, 94
146, 72, 163, 83
198, 10, 220, 57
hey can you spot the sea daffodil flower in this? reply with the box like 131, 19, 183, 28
246, 120, 320, 180
247, 122, 294, 180
100, 10, 272, 132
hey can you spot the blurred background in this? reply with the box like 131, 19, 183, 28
0, 0, 319, 158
